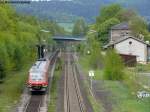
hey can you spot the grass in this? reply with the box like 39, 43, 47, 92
0, 64, 31, 112
79, 54, 150, 112
103, 80, 150, 112
137, 75, 150, 87
130, 63, 150, 89
79, 55, 103, 80
136, 63, 150, 72
48, 60, 62, 112
79, 55, 104, 111
88, 95, 104, 112
58, 22, 74, 32
126, 68, 150, 92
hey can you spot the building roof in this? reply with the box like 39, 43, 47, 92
53, 36, 86, 41
104, 36, 150, 48
111, 22, 130, 30
30, 60, 48, 73
115, 36, 150, 45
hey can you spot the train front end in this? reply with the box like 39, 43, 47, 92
28, 72, 48, 91
27, 60, 49, 92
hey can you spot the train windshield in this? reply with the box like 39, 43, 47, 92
30, 72, 45, 81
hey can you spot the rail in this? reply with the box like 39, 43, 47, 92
22, 50, 59, 112
64, 52, 86, 112
71, 54, 86, 112
24, 95, 43, 112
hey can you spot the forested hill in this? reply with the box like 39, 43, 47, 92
13, 0, 150, 23
0, 4, 66, 81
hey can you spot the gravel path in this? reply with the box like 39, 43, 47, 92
93, 81, 112, 112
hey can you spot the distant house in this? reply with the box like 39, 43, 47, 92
105, 36, 150, 64
110, 22, 132, 42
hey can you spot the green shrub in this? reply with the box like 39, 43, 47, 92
0, 61, 5, 82
88, 37, 103, 69
104, 50, 124, 80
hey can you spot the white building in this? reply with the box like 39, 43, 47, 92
110, 22, 132, 42
105, 36, 150, 64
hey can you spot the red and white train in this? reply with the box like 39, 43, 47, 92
27, 58, 50, 92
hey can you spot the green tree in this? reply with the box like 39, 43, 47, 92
0, 61, 5, 82
96, 4, 122, 24
0, 44, 8, 81
13, 44, 24, 70
148, 23, 150, 32
104, 50, 124, 80
94, 4, 123, 44
91, 4, 150, 44
116, 9, 136, 22
0, 4, 64, 81
97, 18, 120, 44
0, 5, 39, 79
76, 43, 86, 54
72, 18, 87, 36
88, 36, 103, 69
129, 16, 150, 40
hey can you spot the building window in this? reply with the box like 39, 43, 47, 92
129, 41, 132, 45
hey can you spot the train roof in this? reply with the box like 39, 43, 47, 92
29, 60, 48, 73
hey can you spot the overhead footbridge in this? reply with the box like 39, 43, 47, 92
53, 36, 86, 42
52, 36, 86, 49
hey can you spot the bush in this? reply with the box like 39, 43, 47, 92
0, 43, 9, 79
0, 61, 5, 82
104, 50, 124, 80
91, 38, 103, 69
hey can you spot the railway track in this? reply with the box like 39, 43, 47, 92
19, 50, 59, 112
64, 51, 86, 112
24, 94, 44, 112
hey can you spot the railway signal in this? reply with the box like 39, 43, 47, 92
36, 44, 46, 59
89, 70, 95, 93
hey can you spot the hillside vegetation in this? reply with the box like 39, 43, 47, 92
14, 0, 150, 22
0, 5, 65, 82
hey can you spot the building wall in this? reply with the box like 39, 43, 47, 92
114, 38, 147, 63
147, 47, 150, 61
110, 29, 132, 42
